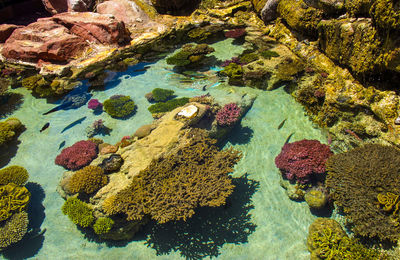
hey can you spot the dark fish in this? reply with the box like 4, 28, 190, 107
58, 140, 66, 150
202, 85, 207, 91
61, 116, 87, 133
278, 119, 287, 130
133, 65, 151, 72
284, 133, 294, 144
40, 122, 50, 132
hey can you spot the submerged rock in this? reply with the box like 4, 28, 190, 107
98, 154, 123, 173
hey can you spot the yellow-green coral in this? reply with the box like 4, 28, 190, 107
0, 212, 29, 251
370, 0, 400, 30
0, 118, 22, 146
61, 197, 94, 228
93, 217, 114, 235
0, 165, 29, 186
0, 183, 30, 222
345, 0, 373, 17
377, 192, 400, 224
68, 166, 108, 195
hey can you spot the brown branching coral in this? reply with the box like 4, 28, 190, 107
68, 166, 108, 195
105, 129, 242, 224
326, 144, 400, 242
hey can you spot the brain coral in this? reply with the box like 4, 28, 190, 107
275, 139, 333, 184
0, 183, 30, 222
0, 212, 29, 251
68, 166, 108, 195
55, 140, 98, 171
0, 165, 29, 186
105, 129, 242, 224
326, 144, 400, 241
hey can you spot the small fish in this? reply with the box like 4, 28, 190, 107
202, 85, 207, 91
284, 133, 294, 144
277, 119, 287, 130
58, 141, 66, 150
61, 116, 87, 133
40, 123, 50, 132
327, 133, 332, 145
29, 228, 47, 240
344, 129, 363, 142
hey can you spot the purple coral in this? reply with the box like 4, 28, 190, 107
221, 57, 246, 67
275, 139, 333, 184
224, 28, 246, 38
88, 99, 103, 111
216, 103, 242, 127
55, 140, 98, 170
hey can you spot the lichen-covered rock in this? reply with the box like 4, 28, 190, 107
304, 0, 344, 14
277, 0, 323, 35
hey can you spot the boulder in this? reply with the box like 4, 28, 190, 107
52, 12, 130, 45
42, 0, 93, 14
304, 0, 344, 14
260, 0, 279, 23
97, 0, 149, 26
2, 12, 130, 63
1, 19, 88, 62
133, 124, 155, 139
0, 24, 22, 43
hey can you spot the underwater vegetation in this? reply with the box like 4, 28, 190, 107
93, 217, 114, 235
326, 144, 400, 242
307, 218, 382, 260
145, 88, 175, 102
220, 63, 244, 85
103, 95, 136, 118
148, 97, 190, 114
275, 139, 333, 184
103, 128, 242, 224
55, 140, 98, 171
166, 43, 215, 67
0, 166, 32, 251
61, 197, 94, 228
216, 103, 242, 127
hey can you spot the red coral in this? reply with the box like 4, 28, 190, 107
55, 140, 98, 170
224, 28, 246, 38
274, 139, 333, 184
216, 103, 242, 127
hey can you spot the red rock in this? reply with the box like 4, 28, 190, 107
42, 0, 93, 14
100, 145, 118, 155
52, 12, 130, 44
1, 19, 88, 62
96, 0, 149, 26
0, 24, 22, 43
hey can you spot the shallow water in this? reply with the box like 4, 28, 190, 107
1, 38, 326, 259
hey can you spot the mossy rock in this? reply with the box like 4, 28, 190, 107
93, 217, 114, 235
148, 97, 190, 114
277, 0, 323, 36
104, 95, 136, 118
21, 74, 53, 97
239, 53, 259, 64
260, 50, 280, 59
61, 197, 94, 228
151, 88, 175, 102
0, 166, 29, 186
220, 63, 244, 86
370, 0, 400, 30
166, 44, 215, 67
345, 0, 373, 17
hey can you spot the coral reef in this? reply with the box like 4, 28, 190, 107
148, 97, 190, 114
55, 140, 98, 171
166, 43, 215, 67
0, 165, 29, 186
220, 63, 244, 85
307, 218, 381, 259
103, 95, 136, 118
68, 166, 108, 195
61, 197, 94, 228
216, 103, 242, 127
0, 118, 23, 147
88, 99, 103, 111
275, 140, 333, 184
93, 217, 114, 235
0, 212, 29, 251
260, 50, 279, 59
304, 188, 328, 209
326, 144, 400, 241
149, 88, 175, 102
104, 129, 242, 224
0, 183, 30, 222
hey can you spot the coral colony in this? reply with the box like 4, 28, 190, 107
2, 0, 400, 258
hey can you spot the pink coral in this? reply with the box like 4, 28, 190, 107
224, 28, 246, 38
55, 140, 98, 170
216, 103, 242, 127
88, 99, 103, 110
275, 139, 333, 184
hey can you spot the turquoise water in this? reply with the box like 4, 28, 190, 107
1, 39, 326, 259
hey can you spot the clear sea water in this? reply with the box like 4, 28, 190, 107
1, 38, 327, 259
